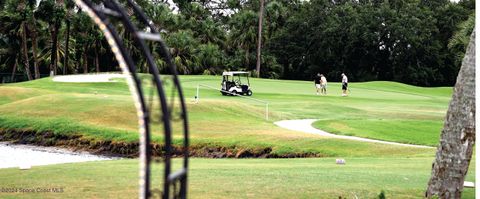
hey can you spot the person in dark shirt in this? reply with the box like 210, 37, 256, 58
314, 73, 321, 95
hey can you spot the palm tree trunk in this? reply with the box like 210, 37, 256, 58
64, 18, 70, 75
74, 59, 79, 74
245, 48, 249, 67
31, 26, 40, 79
55, 0, 64, 75
425, 31, 475, 198
83, 46, 88, 74
255, 0, 265, 78
49, 20, 60, 76
147, 42, 153, 73
21, 23, 33, 81
11, 57, 18, 82
95, 41, 99, 73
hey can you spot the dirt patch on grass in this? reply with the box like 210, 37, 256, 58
0, 129, 324, 158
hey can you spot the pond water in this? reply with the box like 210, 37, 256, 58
0, 142, 115, 169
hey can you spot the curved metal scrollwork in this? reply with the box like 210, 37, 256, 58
74, 1, 189, 198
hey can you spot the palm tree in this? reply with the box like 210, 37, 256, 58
264, 1, 287, 39
228, 10, 258, 69
0, 1, 34, 80
37, 0, 65, 76
255, 0, 265, 77
1, 0, 49, 81
195, 42, 224, 74
10, 57, 18, 81
166, 30, 200, 74
63, 0, 75, 75
89, 23, 104, 73
145, 3, 176, 31
448, 13, 474, 69
29, 23, 40, 79
26, 0, 41, 79
197, 18, 226, 46
82, 42, 88, 73
0, 36, 20, 81
426, 31, 475, 198
71, 11, 90, 74
20, 17, 33, 80
38, 35, 69, 72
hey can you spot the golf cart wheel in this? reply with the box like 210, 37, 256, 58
221, 91, 227, 96
246, 90, 253, 96
231, 90, 237, 96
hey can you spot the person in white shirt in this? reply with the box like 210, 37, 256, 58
341, 73, 348, 96
320, 74, 327, 95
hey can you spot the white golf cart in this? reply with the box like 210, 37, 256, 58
221, 71, 253, 96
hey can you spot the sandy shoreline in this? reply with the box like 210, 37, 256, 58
0, 142, 116, 169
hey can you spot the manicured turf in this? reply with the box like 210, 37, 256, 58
0, 75, 474, 198
0, 75, 451, 156
312, 119, 443, 146
0, 158, 474, 199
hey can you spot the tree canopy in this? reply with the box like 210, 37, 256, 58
0, 0, 474, 86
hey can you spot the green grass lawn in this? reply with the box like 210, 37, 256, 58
0, 75, 452, 156
0, 74, 475, 198
312, 119, 443, 146
0, 158, 474, 199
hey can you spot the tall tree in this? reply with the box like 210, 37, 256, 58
37, 0, 65, 76
17, 1, 33, 80
228, 10, 258, 70
22, 0, 41, 79
0, 35, 20, 81
0, 0, 36, 80
82, 44, 88, 73
255, 0, 265, 77
63, 0, 75, 75
30, 20, 40, 79
425, 31, 475, 198
20, 21, 33, 80
71, 11, 91, 74
0, 1, 24, 81
10, 56, 18, 82
448, 13, 474, 70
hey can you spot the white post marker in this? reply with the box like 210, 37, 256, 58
464, 181, 475, 188
195, 84, 200, 103
336, 159, 346, 165
19, 164, 31, 170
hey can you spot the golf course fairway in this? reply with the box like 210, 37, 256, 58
0, 75, 475, 198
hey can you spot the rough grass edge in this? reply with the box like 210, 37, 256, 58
0, 128, 327, 158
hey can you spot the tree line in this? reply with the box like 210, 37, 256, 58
0, 0, 474, 86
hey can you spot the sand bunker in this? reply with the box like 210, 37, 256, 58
52, 73, 127, 83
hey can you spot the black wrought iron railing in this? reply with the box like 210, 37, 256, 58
74, 1, 189, 199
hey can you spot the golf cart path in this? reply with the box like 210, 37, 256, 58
275, 119, 434, 148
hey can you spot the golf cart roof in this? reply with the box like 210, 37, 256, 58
222, 71, 249, 76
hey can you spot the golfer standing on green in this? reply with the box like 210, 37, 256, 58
341, 73, 348, 96
320, 74, 327, 95
314, 73, 321, 95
